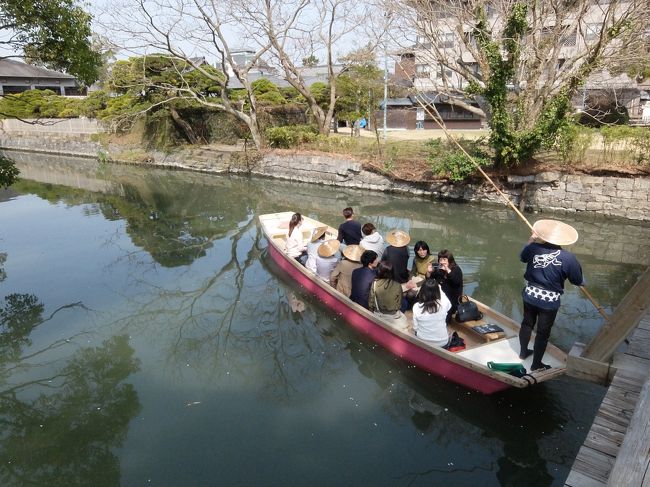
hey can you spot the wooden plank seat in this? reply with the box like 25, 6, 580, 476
452, 316, 509, 342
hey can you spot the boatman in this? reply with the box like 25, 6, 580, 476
519, 219, 585, 372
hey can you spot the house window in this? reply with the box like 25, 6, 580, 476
466, 62, 480, 76
432, 4, 451, 19
556, 59, 566, 70
560, 28, 576, 47
2, 86, 29, 94
415, 64, 430, 77
416, 35, 432, 49
437, 65, 453, 79
585, 23, 601, 41
464, 32, 477, 48
438, 32, 455, 49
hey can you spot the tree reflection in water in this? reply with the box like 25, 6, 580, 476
109, 217, 347, 402
0, 290, 141, 487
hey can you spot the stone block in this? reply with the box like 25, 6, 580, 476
626, 209, 647, 220
586, 201, 603, 211
573, 201, 587, 211
592, 194, 610, 203
535, 171, 561, 183
602, 202, 619, 211
617, 190, 633, 199
603, 175, 619, 188
616, 178, 634, 190
508, 175, 535, 184
581, 176, 604, 187
601, 186, 618, 197
633, 178, 650, 190
566, 181, 583, 193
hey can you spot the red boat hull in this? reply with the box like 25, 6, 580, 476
268, 243, 511, 394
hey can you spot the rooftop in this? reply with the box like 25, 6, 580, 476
0, 59, 75, 79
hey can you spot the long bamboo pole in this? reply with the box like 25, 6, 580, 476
413, 94, 609, 321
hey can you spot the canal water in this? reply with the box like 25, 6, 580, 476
0, 153, 648, 486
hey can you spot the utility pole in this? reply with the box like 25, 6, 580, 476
383, 45, 388, 142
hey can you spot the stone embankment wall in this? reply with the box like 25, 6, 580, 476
0, 123, 648, 222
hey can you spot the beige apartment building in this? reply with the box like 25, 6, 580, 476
395, 1, 648, 125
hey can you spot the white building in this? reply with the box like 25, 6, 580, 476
402, 0, 647, 123
0, 59, 84, 96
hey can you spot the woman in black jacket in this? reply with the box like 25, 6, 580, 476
428, 249, 463, 323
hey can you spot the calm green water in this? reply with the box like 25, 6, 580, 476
1, 153, 649, 486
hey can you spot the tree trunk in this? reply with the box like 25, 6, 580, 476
169, 107, 199, 145
248, 123, 264, 150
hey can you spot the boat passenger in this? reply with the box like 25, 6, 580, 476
305, 227, 327, 273
315, 239, 341, 283
285, 213, 307, 262
359, 223, 385, 260
410, 241, 435, 279
519, 220, 584, 372
350, 250, 378, 309
382, 229, 411, 284
429, 249, 463, 323
337, 207, 362, 246
330, 245, 363, 297
369, 261, 409, 332
412, 279, 452, 347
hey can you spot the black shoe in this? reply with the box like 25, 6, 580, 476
531, 363, 551, 372
519, 349, 533, 360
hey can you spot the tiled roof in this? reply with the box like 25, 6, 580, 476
379, 97, 414, 108
227, 72, 293, 89
0, 59, 75, 79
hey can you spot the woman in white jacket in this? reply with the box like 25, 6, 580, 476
285, 213, 307, 261
359, 223, 385, 260
412, 279, 452, 347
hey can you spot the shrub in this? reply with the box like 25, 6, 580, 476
426, 137, 492, 181
628, 129, 650, 164
266, 125, 319, 148
81, 91, 110, 118
554, 123, 595, 165
0, 89, 57, 118
252, 78, 286, 105
0, 90, 87, 119
601, 125, 633, 163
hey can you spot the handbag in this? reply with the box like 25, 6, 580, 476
443, 331, 466, 352
456, 295, 483, 322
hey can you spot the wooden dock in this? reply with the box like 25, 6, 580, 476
564, 311, 650, 486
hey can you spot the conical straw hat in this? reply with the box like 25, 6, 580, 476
318, 239, 341, 257
386, 229, 410, 248
311, 226, 327, 242
532, 219, 578, 246
342, 244, 364, 262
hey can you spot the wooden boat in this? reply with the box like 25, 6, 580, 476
259, 212, 567, 394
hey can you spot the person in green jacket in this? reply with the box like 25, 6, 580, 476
369, 261, 409, 332
410, 241, 436, 278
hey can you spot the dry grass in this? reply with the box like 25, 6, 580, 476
102, 126, 650, 181
307, 132, 650, 182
